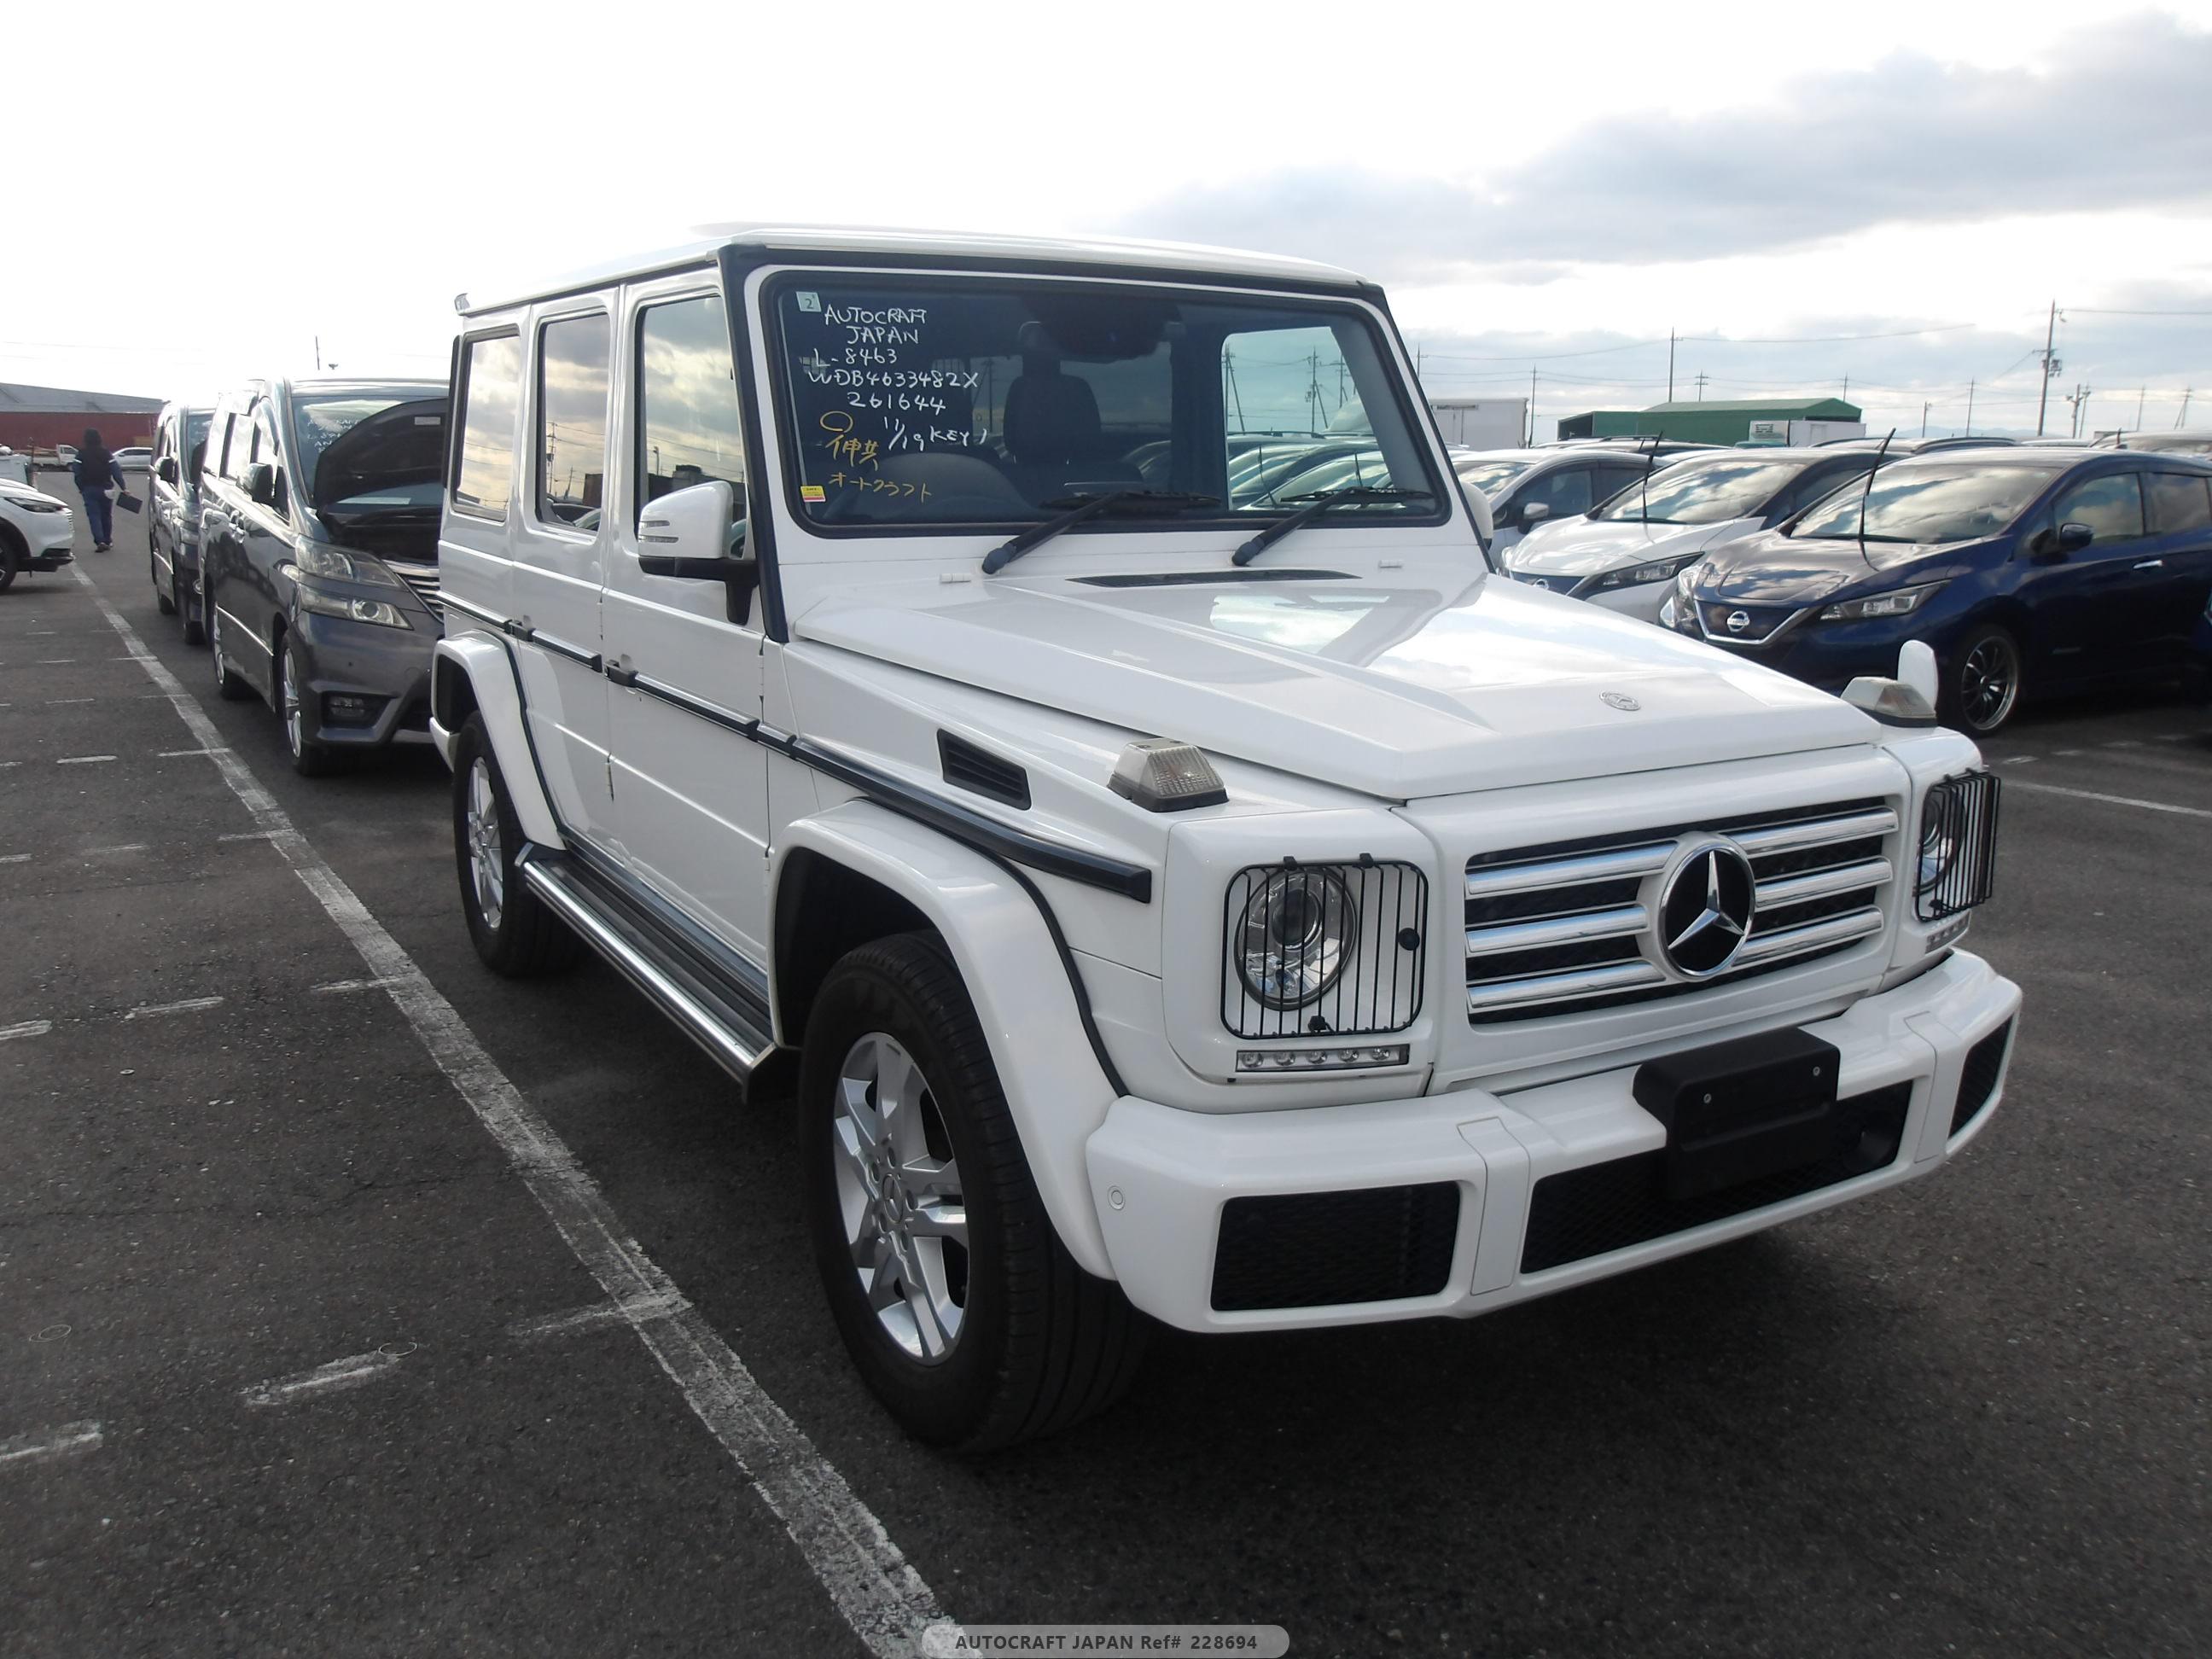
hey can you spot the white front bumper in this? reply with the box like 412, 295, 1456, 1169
1086, 949, 2019, 1333
14, 505, 75, 557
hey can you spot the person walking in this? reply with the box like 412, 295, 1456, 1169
72, 428, 120, 551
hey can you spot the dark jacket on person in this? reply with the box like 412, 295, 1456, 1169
73, 434, 119, 492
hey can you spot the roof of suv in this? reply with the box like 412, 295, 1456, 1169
457, 225, 1372, 317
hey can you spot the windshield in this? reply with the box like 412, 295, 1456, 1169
294, 389, 447, 509
1591, 457, 1802, 524
1453, 458, 1532, 497
770, 276, 1440, 529
1788, 463, 2056, 544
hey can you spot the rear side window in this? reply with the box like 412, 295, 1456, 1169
212, 412, 239, 478
2146, 472, 2212, 533
2052, 473, 2145, 541
637, 294, 746, 521
538, 313, 610, 527
453, 333, 523, 520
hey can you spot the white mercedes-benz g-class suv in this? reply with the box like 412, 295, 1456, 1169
430, 228, 2019, 1451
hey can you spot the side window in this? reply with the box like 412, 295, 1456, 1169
255, 412, 288, 516
452, 333, 523, 520
2146, 472, 2212, 534
637, 294, 746, 521
212, 412, 236, 480
1531, 466, 1594, 515
225, 410, 257, 482
2052, 473, 2145, 542
153, 421, 171, 470
536, 313, 610, 528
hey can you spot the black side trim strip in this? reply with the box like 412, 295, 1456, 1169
994, 859, 1129, 1098
778, 732, 1152, 904
444, 592, 604, 672
531, 630, 602, 672
619, 670, 760, 740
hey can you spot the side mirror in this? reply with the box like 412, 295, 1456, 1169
2058, 520, 2094, 552
637, 480, 757, 617
1519, 500, 1552, 527
244, 462, 276, 508
158, 457, 178, 485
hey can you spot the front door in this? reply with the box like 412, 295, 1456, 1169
601, 282, 770, 962
2031, 470, 2154, 680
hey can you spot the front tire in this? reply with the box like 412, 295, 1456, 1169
451, 714, 581, 976
801, 933, 1145, 1451
1942, 624, 2023, 736
178, 566, 205, 646
278, 637, 346, 777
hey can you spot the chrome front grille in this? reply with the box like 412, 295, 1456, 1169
388, 562, 443, 617
1464, 799, 1896, 1023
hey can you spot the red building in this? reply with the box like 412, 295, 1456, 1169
0, 381, 163, 455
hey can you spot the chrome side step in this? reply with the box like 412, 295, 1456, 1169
518, 847, 777, 1082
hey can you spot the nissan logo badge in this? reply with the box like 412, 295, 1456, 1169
1601, 691, 1640, 712
1726, 609, 1753, 634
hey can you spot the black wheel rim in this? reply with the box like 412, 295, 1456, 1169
1960, 637, 2018, 731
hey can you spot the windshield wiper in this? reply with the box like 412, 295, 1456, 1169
1231, 486, 1434, 567
981, 490, 1220, 575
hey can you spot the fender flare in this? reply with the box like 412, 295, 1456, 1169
776, 801, 1120, 1278
431, 634, 564, 849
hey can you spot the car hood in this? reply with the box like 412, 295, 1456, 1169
793, 559, 1877, 800
311, 397, 448, 514
1701, 530, 1984, 606
1510, 515, 1750, 579
0, 480, 67, 509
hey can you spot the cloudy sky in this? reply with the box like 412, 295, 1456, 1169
12, 0, 2209, 439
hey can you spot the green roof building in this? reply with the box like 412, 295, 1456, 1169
1557, 397, 1864, 446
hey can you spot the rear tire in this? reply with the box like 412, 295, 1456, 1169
207, 591, 253, 701
1941, 624, 2023, 736
801, 932, 1146, 1452
451, 714, 581, 976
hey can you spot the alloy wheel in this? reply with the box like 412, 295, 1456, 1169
1960, 636, 2019, 731
463, 757, 504, 930
830, 1033, 968, 1363
281, 647, 305, 758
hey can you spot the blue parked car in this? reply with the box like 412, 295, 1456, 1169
1661, 449, 2212, 734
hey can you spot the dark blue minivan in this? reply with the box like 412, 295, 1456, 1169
1662, 449, 2212, 733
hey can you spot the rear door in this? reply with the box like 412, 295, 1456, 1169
2139, 469, 2212, 660
601, 279, 769, 961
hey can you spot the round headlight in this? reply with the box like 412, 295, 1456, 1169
1237, 870, 1359, 1010
1918, 812, 1958, 890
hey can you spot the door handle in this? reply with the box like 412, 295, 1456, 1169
2133, 558, 2166, 570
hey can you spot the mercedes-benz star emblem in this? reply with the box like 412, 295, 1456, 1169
1726, 609, 1753, 634
1657, 840, 1756, 979
1601, 691, 1640, 711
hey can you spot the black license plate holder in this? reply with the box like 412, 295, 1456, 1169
1633, 1028, 1841, 1201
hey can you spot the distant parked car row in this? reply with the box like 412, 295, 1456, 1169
139, 379, 449, 772
1474, 434, 2212, 732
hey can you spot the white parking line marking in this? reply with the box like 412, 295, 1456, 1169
1998, 754, 2037, 765
55, 754, 115, 765
2155, 732, 2193, 742
0, 1021, 53, 1042
0, 853, 27, 864
2006, 779, 2212, 819
160, 746, 231, 759
125, 996, 225, 1020
85, 843, 149, 855
218, 830, 282, 842
72, 564, 944, 1657
45, 696, 93, 705
312, 976, 399, 994
0, 1421, 103, 1469
242, 1350, 403, 1407
35, 658, 75, 665
508, 1293, 680, 1342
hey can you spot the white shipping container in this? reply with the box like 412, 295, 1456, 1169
1429, 398, 1528, 449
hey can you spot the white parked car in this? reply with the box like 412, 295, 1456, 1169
1505, 447, 1889, 620
0, 479, 78, 590
432, 227, 2022, 1449
113, 445, 154, 470
1455, 446, 1657, 556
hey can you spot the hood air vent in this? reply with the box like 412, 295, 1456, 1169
938, 733, 1032, 810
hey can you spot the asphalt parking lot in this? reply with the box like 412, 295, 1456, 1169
3, 498, 2209, 1659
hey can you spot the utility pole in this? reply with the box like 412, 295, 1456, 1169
314, 335, 322, 372
1965, 379, 1976, 435
1528, 367, 1537, 444
2035, 300, 2058, 436
1693, 371, 1708, 401
1841, 375, 1848, 402
2179, 387, 2193, 428
1667, 329, 1676, 403
1921, 401, 1930, 438
2136, 386, 2146, 430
